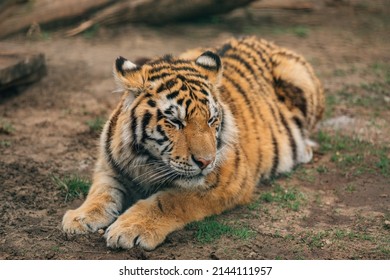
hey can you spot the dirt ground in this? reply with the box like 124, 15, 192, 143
0, 0, 389, 260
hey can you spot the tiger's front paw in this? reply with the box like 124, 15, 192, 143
104, 210, 167, 251
62, 205, 119, 234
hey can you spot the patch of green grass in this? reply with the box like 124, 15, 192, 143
331, 152, 364, 167
296, 168, 316, 183
324, 94, 337, 118
52, 175, 90, 202
378, 246, 390, 257
301, 231, 328, 248
370, 62, 390, 84
0, 119, 14, 134
0, 140, 11, 147
333, 229, 374, 241
333, 69, 347, 77
82, 24, 100, 39
187, 216, 254, 243
247, 199, 262, 211
292, 26, 310, 38
260, 184, 305, 211
376, 148, 389, 176
314, 193, 322, 205
309, 231, 328, 248
345, 183, 356, 193
316, 165, 328, 174
360, 82, 387, 94
317, 131, 371, 154
317, 131, 389, 176
331, 83, 389, 111
86, 117, 105, 133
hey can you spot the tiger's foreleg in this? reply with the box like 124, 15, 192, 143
105, 151, 254, 250
62, 166, 126, 234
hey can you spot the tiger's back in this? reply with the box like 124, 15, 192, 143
187, 36, 324, 181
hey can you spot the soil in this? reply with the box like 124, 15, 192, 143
0, 0, 389, 260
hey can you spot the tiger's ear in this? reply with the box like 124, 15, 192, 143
195, 51, 222, 85
113, 56, 146, 93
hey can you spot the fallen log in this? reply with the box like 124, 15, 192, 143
0, 0, 112, 38
0, 43, 46, 92
0, 0, 255, 38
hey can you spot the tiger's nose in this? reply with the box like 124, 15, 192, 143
192, 155, 214, 170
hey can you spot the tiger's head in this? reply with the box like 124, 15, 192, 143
111, 51, 236, 188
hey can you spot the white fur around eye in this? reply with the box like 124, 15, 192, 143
122, 60, 137, 70
196, 56, 217, 68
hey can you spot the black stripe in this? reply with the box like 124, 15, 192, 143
157, 198, 164, 213
241, 41, 272, 71
270, 131, 279, 177
104, 105, 135, 181
231, 145, 242, 184
156, 109, 164, 121
160, 143, 172, 155
217, 42, 232, 56
146, 136, 168, 145
274, 78, 307, 117
223, 59, 256, 88
156, 83, 166, 94
171, 66, 199, 73
267, 102, 283, 134
149, 72, 172, 81
185, 99, 192, 115
217, 108, 225, 149
185, 78, 208, 89
156, 124, 167, 138
141, 111, 152, 143
166, 79, 175, 89
189, 90, 197, 100
200, 89, 209, 96
218, 85, 238, 115
279, 111, 297, 162
293, 116, 304, 137
177, 98, 184, 105
147, 99, 156, 107
225, 53, 257, 80
149, 64, 170, 74
222, 74, 255, 116
166, 90, 180, 99
130, 109, 138, 145
199, 98, 208, 105
233, 47, 273, 85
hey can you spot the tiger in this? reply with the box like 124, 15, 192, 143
62, 36, 324, 250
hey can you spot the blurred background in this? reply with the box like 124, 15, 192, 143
0, 0, 389, 260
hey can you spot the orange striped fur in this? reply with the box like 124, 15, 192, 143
62, 36, 324, 250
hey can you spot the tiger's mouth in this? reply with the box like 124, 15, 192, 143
132, 159, 211, 188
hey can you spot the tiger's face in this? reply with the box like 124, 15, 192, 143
112, 52, 235, 188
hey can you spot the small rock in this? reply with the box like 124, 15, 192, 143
98, 229, 105, 235
210, 252, 219, 260
248, 252, 257, 259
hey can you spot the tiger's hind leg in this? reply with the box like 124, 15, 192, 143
270, 48, 324, 165
271, 48, 324, 132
